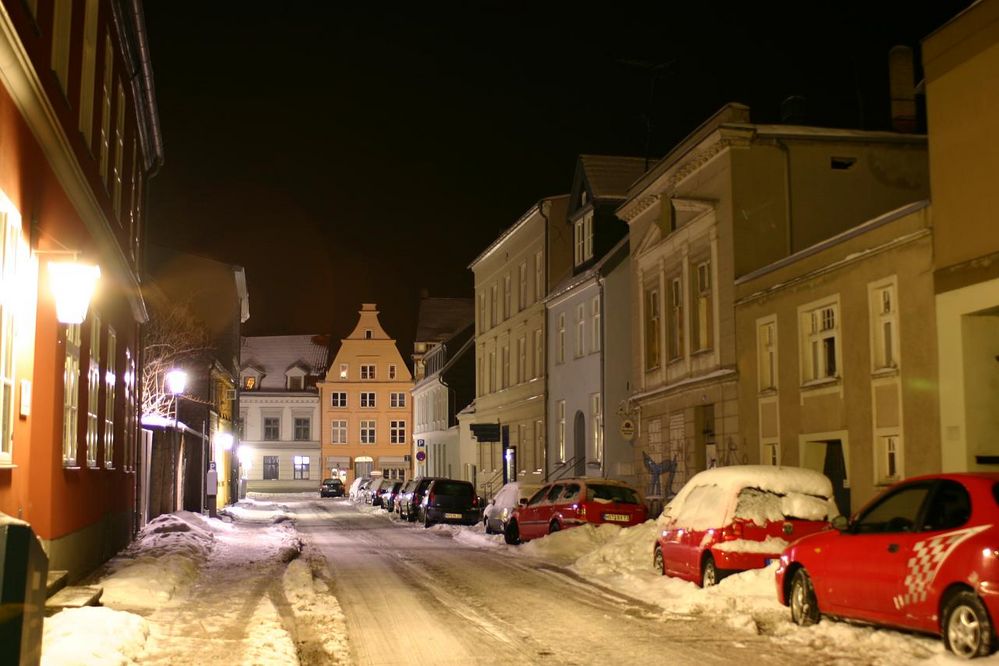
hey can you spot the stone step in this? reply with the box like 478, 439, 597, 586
45, 585, 102, 614
46, 570, 68, 598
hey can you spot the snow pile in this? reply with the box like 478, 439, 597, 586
281, 557, 351, 663
42, 607, 149, 666
221, 496, 293, 523
518, 522, 624, 566
101, 512, 215, 608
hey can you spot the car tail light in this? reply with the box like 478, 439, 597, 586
426, 491, 435, 507
472, 495, 479, 508
579, 504, 587, 519
722, 522, 743, 541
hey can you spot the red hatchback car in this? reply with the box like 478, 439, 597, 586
654, 465, 836, 587
504, 478, 647, 545
777, 473, 999, 659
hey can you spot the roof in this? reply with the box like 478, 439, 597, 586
415, 298, 475, 344
468, 195, 569, 269
240, 334, 330, 389
579, 155, 650, 201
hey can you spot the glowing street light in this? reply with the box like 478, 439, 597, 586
165, 369, 188, 396
214, 432, 234, 450
48, 261, 100, 324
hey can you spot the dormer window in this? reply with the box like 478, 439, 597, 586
243, 376, 256, 390
580, 190, 588, 207
288, 376, 304, 390
364, 329, 373, 339
574, 212, 594, 266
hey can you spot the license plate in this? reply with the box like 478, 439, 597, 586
445, 513, 462, 519
604, 513, 629, 522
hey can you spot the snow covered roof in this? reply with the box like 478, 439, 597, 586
240, 335, 329, 389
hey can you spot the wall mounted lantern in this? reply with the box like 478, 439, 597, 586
47, 261, 100, 324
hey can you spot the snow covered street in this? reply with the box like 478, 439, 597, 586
41, 493, 999, 665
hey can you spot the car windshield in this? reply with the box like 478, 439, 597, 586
586, 484, 639, 505
733, 487, 831, 523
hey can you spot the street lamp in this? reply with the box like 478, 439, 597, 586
166, 369, 188, 429
48, 261, 101, 324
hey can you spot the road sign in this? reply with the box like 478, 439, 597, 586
417, 438, 425, 447
416, 450, 426, 462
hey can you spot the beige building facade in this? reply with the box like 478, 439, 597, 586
618, 103, 929, 503
467, 196, 571, 496
923, 0, 999, 473
319, 304, 414, 485
735, 202, 939, 514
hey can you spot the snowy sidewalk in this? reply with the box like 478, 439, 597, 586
42, 496, 350, 666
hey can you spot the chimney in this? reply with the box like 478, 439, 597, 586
889, 45, 917, 133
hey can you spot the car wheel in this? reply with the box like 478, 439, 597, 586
653, 545, 665, 575
483, 517, 493, 534
424, 513, 434, 529
790, 569, 820, 626
504, 520, 521, 545
548, 520, 560, 535
944, 590, 994, 658
701, 555, 719, 588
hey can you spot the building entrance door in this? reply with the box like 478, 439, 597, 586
573, 411, 586, 476
822, 440, 851, 516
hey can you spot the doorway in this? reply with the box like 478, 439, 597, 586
822, 440, 851, 516
573, 411, 586, 476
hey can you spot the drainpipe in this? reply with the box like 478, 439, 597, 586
596, 275, 607, 479
537, 199, 552, 482
775, 138, 793, 255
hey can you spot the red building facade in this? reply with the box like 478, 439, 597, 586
0, 0, 161, 580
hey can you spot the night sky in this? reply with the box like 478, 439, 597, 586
142, 1, 970, 361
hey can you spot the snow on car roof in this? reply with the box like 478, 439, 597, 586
659, 465, 834, 530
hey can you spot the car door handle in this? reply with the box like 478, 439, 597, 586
887, 543, 899, 553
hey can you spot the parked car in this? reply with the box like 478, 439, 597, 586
319, 478, 345, 498
399, 477, 444, 521
381, 481, 404, 512
418, 479, 481, 527
654, 465, 836, 587
364, 477, 386, 505
348, 476, 371, 501
777, 473, 999, 659
483, 482, 541, 535
505, 478, 647, 545
394, 479, 418, 518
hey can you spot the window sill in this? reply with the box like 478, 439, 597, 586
871, 366, 899, 379
757, 387, 778, 398
63, 465, 82, 470
691, 347, 713, 357
0, 462, 17, 470
800, 377, 841, 391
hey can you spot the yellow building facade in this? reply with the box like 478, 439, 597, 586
319, 304, 414, 485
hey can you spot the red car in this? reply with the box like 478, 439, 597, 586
654, 465, 836, 587
776, 473, 999, 659
504, 478, 647, 545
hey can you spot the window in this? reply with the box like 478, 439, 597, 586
518, 262, 527, 311
575, 303, 585, 357
491, 284, 499, 326
360, 420, 375, 444
263, 456, 279, 480
339, 363, 348, 379
801, 300, 839, 382
534, 420, 544, 472
477, 352, 484, 397
533, 329, 543, 379
854, 482, 930, 534
63, 324, 81, 466
517, 336, 526, 385
51, 0, 72, 92
870, 281, 898, 370
764, 442, 780, 466
390, 420, 406, 444
557, 313, 566, 364
103, 328, 116, 468
360, 364, 375, 380
364, 329, 372, 339
85, 321, 100, 468
1, 211, 22, 463
488, 350, 496, 393
79, 0, 99, 147
758, 319, 777, 390
287, 375, 304, 390
591, 296, 601, 353
668, 277, 684, 360
692, 260, 712, 352
360, 392, 375, 408
534, 250, 544, 301
501, 345, 510, 389
293, 455, 310, 480
557, 400, 566, 462
263, 417, 280, 440
479, 292, 487, 331
389, 364, 397, 379
390, 392, 406, 407
294, 417, 311, 441
591, 393, 603, 463
573, 213, 594, 265
503, 273, 511, 319
331, 391, 347, 407
876, 434, 902, 485
99, 35, 113, 185
644, 286, 660, 370
243, 376, 256, 390
331, 420, 347, 444
123, 348, 136, 471
112, 82, 125, 218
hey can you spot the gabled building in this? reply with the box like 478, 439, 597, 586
546, 155, 646, 484
618, 102, 928, 507
466, 196, 571, 497
411, 296, 474, 381
0, 0, 162, 580
238, 335, 327, 491
922, 0, 999, 473
319, 304, 413, 485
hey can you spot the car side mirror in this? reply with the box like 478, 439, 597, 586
831, 514, 850, 532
